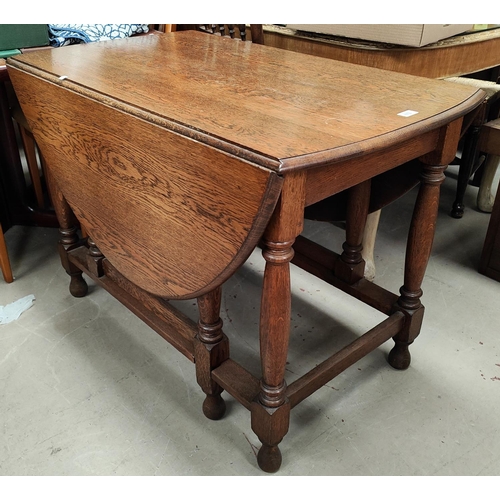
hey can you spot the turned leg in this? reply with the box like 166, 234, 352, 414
389, 163, 447, 369
451, 125, 480, 219
251, 172, 305, 473
361, 209, 381, 282
58, 226, 88, 297
86, 236, 105, 277
335, 180, 370, 284
477, 154, 500, 213
194, 286, 229, 420
44, 164, 88, 297
252, 237, 293, 472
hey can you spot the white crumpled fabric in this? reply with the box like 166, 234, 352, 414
0, 295, 35, 325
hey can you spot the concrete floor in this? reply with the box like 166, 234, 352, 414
1, 165, 499, 476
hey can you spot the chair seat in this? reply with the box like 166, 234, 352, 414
444, 76, 500, 100
445, 77, 500, 218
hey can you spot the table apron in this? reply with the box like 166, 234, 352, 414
304, 128, 439, 206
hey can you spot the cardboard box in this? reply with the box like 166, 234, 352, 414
0, 24, 49, 51
285, 24, 474, 47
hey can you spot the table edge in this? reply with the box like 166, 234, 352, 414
7, 57, 284, 172
7, 58, 486, 175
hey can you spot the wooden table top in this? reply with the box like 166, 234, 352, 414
9, 31, 484, 172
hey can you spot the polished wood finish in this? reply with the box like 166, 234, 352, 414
9, 59, 282, 298
7, 31, 484, 472
0, 59, 57, 231
264, 25, 500, 79
0, 25, 173, 232
8, 34, 481, 171
195, 286, 229, 420
262, 26, 500, 220
335, 180, 370, 284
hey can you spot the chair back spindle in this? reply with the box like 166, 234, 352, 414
177, 24, 264, 44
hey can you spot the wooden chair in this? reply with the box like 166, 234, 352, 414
445, 77, 500, 218
176, 24, 264, 44
11, 101, 48, 208
5, 77, 49, 210
0, 222, 13, 283
148, 24, 174, 33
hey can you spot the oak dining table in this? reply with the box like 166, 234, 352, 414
2, 25, 500, 232
7, 31, 484, 472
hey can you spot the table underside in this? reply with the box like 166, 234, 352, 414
66, 232, 405, 411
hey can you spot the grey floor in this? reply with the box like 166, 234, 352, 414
1, 164, 499, 476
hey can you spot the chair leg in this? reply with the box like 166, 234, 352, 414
361, 209, 381, 282
39, 154, 53, 208
0, 223, 14, 283
335, 180, 370, 284
477, 154, 500, 213
451, 125, 481, 218
18, 125, 45, 208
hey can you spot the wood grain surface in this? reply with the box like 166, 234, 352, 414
8, 66, 282, 298
8, 31, 484, 172
5, 30, 490, 473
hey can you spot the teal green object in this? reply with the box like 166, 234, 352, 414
0, 24, 49, 51
0, 48, 21, 58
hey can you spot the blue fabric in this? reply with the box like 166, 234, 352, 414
48, 24, 149, 47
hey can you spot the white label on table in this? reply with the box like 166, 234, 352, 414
397, 110, 419, 117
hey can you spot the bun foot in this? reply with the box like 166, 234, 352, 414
388, 342, 411, 370
257, 444, 282, 473
450, 203, 464, 219
69, 273, 88, 297
202, 394, 226, 420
